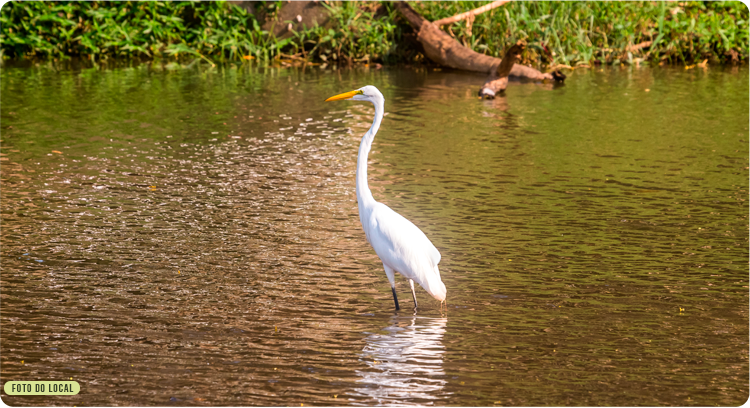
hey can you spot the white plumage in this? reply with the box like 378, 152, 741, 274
326, 85, 446, 310
366, 203, 445, 301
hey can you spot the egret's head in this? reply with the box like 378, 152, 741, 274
325, 85, 383, 105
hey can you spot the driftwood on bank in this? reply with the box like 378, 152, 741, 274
395, 2, 563, 82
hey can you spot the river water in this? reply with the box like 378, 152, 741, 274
1, 62, 748, 406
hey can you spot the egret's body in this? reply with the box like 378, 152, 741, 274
326, 86, 446, 310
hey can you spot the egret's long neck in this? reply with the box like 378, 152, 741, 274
356, 99, 384, 209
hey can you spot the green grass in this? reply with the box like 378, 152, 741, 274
415, 1, 749, 66
1, 1, 269, 63
1, 1, 747, 66
286, 2, 405, 64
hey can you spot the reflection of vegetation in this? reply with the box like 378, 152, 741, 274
1, 1, 746, 66
0, 64, 269, 160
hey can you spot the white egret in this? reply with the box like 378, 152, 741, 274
326, 86, 446, 311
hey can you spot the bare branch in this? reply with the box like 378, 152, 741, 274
432, 1, 510, 27
627, 41, 653, 53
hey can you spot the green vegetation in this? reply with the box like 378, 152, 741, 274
1, 1, 747, 66
0, 1, 407, 64
289, 3, 405, 64
1, 2, 268, 63
415, 1, 749, 65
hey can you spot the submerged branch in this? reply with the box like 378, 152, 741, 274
479, 42, 522, 98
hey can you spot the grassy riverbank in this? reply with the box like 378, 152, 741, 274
416, 1, 748, 66
1, 1, 747, 66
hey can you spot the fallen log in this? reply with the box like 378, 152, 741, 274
395, 2, 564, 82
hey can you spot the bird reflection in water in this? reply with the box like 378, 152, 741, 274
353, 316, 449, 406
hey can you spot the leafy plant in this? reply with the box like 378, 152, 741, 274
413, 1, 749, 66
1, 1, 747, 66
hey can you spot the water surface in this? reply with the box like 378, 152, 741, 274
1, 62, 748, 406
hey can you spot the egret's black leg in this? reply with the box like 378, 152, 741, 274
391, 287, 400, 310
409, 279, 418, 310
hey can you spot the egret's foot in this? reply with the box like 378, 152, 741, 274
391, 287, 400, 311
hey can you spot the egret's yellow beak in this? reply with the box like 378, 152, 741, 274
325, 89, 363, 102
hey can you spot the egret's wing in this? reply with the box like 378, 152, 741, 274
367, 203, 441, 270
366, 203, 446, 301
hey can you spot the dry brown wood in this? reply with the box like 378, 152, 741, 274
432, 0, 511, 27
395, 2, 563, 82
627, 41, 653, 53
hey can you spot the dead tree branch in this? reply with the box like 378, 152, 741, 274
433, 1, 511, 27
627, 41, 653, 53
